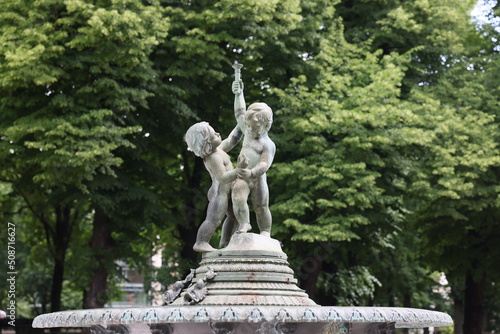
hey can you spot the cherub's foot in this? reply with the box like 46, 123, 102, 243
193, 242, 216, 253
260, 231, 270, 237
236, 223, 252, 234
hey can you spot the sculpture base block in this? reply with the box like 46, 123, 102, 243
222, 233, 283, 253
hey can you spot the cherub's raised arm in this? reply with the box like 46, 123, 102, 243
233, 80, 246, 131
219, 125, 243, 153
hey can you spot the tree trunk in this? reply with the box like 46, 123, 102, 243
178, 224, 199, 268
50, 205, 72, 313
298, 251, 324, 303
453, 295, 464, 334
84, 209, 115, 309
50, 256, 65, 313
462, 271, 486, 334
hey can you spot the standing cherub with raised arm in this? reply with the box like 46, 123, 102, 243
185, 122, 248, 252
231, 65, 276, 237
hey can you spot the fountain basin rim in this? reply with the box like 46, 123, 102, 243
32, 305, 453, 329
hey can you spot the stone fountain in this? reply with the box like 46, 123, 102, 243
33, 63, 453, 334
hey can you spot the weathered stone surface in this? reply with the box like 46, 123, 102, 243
33, 306, 454, 330
171, 233, 315, 306
221, 233, 283, 253
32, 232, 455, 330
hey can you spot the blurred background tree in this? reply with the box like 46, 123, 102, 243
0, 0, 168, 313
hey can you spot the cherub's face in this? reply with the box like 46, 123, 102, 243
246, 117, 265, 139
208, 126, 222, 149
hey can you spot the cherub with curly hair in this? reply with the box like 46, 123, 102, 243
185, 122, 248, 252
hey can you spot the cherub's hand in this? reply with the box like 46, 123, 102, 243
232, 80, 244, 95
236, 168, 252, 181
237, 153, 249, 168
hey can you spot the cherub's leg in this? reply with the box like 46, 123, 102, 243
232, 179, 251, 233
220, 200, 237, 248
251, 175, 271, 237
193, 194, 228, 253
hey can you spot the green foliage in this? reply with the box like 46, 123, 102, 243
0, 0, 168, 312
0, 0, 168, 192
321, 266, 382, 306
336, 0, 478, 88
407, 13, 500, 329
269, 1, 499, 324
271, 28, 412, 243
1, 0, 499, 328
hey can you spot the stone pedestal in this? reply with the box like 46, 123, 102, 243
172, 233, 316, 306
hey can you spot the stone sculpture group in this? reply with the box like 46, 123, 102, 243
185, 63, 276, 253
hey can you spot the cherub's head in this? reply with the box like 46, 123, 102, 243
246, 103, 273, 138
185, 122, 221, 158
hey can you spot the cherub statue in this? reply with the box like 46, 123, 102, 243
230, 79, 276, 237
185, 122, 249, 252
